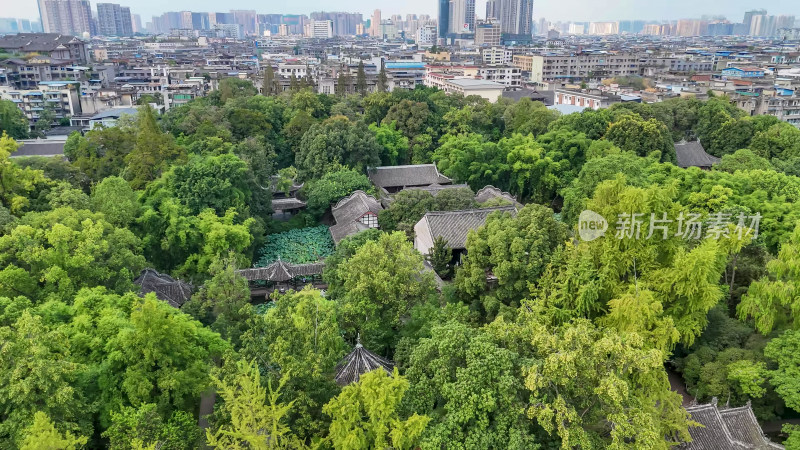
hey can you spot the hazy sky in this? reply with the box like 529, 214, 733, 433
6, 0, 799, 24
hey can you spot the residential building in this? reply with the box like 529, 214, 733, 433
481, 47, 511, 65
88, 106, 138, 129
309, 12, 362, 36
1, 59, 87, 90
554, 88, 632, 110
310, 20, 333, 38
588, 22, 619, 35
764, 95, 800, 128
37, 0, 93, 36
371, 9, 381, 37
0, 81, 82, 127
721, 66, 765, 78
0, 33, 88, 64
479, 66, 520, 86
417, 25, 437, 45
447, 0, 475, 36
487, 0, 534, 41
425, 73, 505, 102
531, 53, 641, 82
475, 20, 501, 46
96, 3, 133, 37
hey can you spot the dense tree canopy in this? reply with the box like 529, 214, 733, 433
1, 80, 799, 449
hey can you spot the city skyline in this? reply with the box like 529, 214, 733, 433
6, 0, 800, 25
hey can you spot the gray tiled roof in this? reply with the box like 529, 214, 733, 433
405, 183, 470, 196
237, 260, 324, 282
90, 107, 139, 120
419, 206, 517, 250
368, 164, 452, 189
334, 339, 394, 386
133, 268, 192, 308
11, 140, 66, 157
682, 399, 783, 450
0, 33, 83, 52
675, 140, 720, 169
330, 190, 382, 244
271, 197, 307, 210
474, 185, 522, 207
720, 404, 784, 449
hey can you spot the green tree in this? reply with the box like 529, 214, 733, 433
19, 412, 87, 450
738, 223, 800, 335
91, 176, 140, 226
166, 152, 251, 216
104, 295, 227, 419
263, 65, 277, 96
356, 60, 367, 95
604, 115, 675, 163
749, 122, 800, 161
0, 100, 28, 139
103, 404, 200, 450
765, 330, 800, 412
242, 288, 347, 439
323, 368, 430, 450
218, 78, 258, 103
322, 229, 383, 300
377, 189, 436, 235
0, 312, 91, 447
295, 116, 381, 180
502, 98, 560, 137
377, 60, 388, 93
32, 106, 55, 138
427, 236, 452, 279
182, 256, 254, 349
124, 106, 186, 189
0, 133, 45, 214
455, 204, 568, 320
696, 96, 741, 151
403, 321, 535, 449
303, 167, 373, 217
432, 133, 510, 191
332, 232, 437, 353
207, 359, 306, 449
369, 121, 409, 165
382, 99, 430, 140
0, 207, 145, 302
715, 149, 773, 173
64, 126, 136, 183
518, 314, 690, 449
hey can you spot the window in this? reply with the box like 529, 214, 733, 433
359, 213, 379, 228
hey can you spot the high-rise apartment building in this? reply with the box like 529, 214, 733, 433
38, 0, 93, 36
231, 10, 257, 35
371, 9, 381, 37
131, 13, 142, 33
588, 21, 619, 35
310, 12, 362, 36
743, 9, 766, 32
448, 0, 475, 35
437, 0, 449, 38
310, 20, 333, 38
486, 0, 533, 40
96, 3, 132, 36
